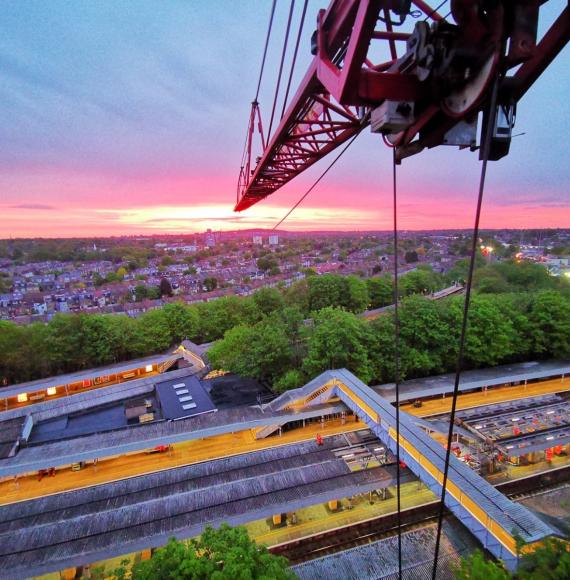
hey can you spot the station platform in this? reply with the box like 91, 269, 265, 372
2, 372, 568, 505
402, 376, 570, 417
246, 479, 436, 547
266, 370, 556, 570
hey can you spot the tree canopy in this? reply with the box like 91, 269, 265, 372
2, 261, 569, 392
97, 525, 296, 580
455, 538, 570, 580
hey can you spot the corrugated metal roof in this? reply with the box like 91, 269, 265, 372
374, 360, 570, 403
0, 352, 183, 399
293, 519, 479, 580
0, 437, 392, 579
0, 367, 197, 423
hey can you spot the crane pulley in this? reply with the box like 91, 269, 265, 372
235, 0, 569, 212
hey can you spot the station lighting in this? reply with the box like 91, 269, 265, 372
17, 393, 28, 403
145, 364, 153, 373
546, 436, 554, 441
47, 387, 57, 396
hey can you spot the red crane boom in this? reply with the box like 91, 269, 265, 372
235, 0, 569, 212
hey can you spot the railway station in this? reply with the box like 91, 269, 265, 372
0, 358, 569, 578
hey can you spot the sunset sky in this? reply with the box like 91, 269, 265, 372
1, 1, 568, 239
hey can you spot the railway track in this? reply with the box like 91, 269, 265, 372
270, 464, 570, 564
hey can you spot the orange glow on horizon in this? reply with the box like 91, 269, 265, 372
2, 200, 569, 238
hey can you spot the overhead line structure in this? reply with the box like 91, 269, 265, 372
235, 0, 569, 211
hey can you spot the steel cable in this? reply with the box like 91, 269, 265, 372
267, 0, 296, 143
255, 0, 278, 102
272, 130, 362, 230
392, 146, 403, 580
431, 73, 501, 580
280, 0, 309, 120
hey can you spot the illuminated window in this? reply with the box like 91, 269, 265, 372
17, 393, 28, 403
145, 364, 153, 373
47, 387, 57, 396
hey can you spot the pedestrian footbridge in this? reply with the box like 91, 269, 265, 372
264, 369, 555, 570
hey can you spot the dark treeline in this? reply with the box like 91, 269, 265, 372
1, 263, 568, 387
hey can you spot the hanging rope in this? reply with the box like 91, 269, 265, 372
391, 146, 403, 580
267, 0, 296, 142
272, 131, 362, 230
280, 0, 309, 120
431, 73, 501, 580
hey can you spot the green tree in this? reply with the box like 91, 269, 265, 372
367, 314, 397, 383
253, 287, 285, 317
302, 273, 367, 312
284, 279, 310, 315
367, 276, 393, 309
159, 277, 174, 297
203, 277, 218, 292
308, 274, 346, 312
398, 296, 453, 376
453, 550, 510, 580
400, 266, 442, 296
528, 291, 570, 358
492, 294, 534, 361
446, 295, 517, 367
446, 255, 485, 284
0, 321, 26, 383
92, 272, 105, 287
273, 369, 305, 393
124, 526, 296, 579
257, 256, 277, 272
405, 250, 419, 263
133, 309, 174, 355
345, 275, 369, 313
162, 303, 200, 343
208, 319, 292, 382
303, 307, 374, 382
0, 273, 12, 293
473, 261, 556, 294
196, 296, 258, 342
455, 538, 570, 580
45, 314, 89, 372
474, 267, 512, 294
116, 266, 128, 280
517, 537, 570, 579
133, 284, 149, 302
82, 315, 122, 366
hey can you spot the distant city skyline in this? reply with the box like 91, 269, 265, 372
1, 1, 569, 238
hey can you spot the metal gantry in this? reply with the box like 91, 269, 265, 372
235, 0, 569, 211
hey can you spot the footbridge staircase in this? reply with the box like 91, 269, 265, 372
263, 369, 556, 570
